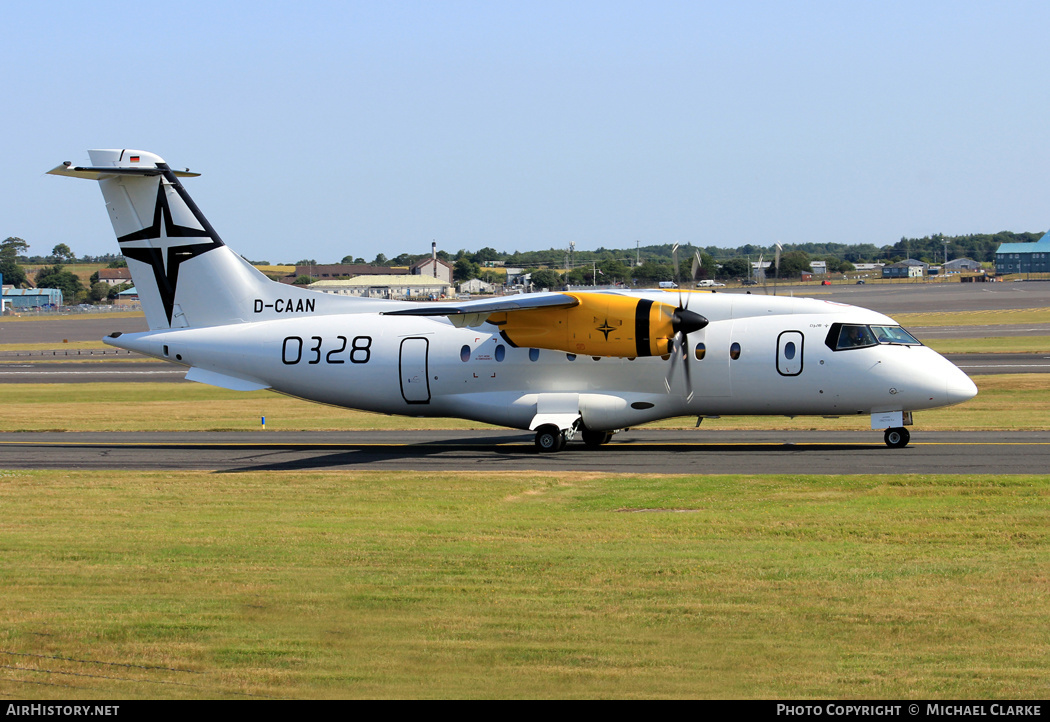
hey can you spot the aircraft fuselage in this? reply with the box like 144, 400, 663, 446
108, 291, 976, 432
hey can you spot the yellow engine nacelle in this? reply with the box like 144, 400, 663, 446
488, 292, 687, 358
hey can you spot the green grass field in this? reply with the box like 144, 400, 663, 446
1, 470, 1047, 699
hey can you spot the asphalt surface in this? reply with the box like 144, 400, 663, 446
0, 361, 187, 383
1, 430, 1046, 474
0, 315, 147, 344
752, 279, 1050, 314
943, 353, 1050, 374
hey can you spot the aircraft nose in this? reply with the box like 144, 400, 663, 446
945, 370, 978, 406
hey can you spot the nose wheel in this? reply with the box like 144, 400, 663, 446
884, 427, 910, 448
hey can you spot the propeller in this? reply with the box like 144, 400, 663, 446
664, 291, 708, 402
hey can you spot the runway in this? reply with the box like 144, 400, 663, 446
2, 430, 1047, 474
0, 361, 186, 383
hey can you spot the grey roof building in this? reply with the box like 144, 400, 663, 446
943, 258, 983, 272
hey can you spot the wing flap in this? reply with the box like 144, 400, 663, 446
382, 292, 579, 327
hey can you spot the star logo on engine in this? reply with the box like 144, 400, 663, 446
596, 319, 616, 341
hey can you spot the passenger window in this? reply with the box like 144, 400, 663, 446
730, 342, 741, 360
694, 342, 706, 361
529, 348, 540, 362
784, 341, 796, 360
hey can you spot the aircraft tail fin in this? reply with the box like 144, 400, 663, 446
49, 150, 331, 330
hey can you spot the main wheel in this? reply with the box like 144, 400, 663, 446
535, 425, 565, 452
884, 427, 910, 448
581, 430, 613, 448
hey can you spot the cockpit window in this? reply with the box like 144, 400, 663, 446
825, 323, 923, 351
835, 324, 877, 349
870, 325, 921, 345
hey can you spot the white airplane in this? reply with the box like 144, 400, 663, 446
49, 149, 978, 451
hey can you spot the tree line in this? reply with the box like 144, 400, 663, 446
4, 230, 1040, 303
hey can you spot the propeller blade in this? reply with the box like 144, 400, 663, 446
691, 251, 701, 283
682, 338, 694, 402
672, 243, 680, 280
664, 301, 706, 401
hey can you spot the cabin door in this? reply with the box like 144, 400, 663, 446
399, 337, 431, 404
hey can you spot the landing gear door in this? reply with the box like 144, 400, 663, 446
399, 337, 430, 404
777, 331, 804, 376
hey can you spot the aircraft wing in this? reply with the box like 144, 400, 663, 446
382, 292, 579, 328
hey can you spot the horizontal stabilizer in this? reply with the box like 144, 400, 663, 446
47, 163, 200, 180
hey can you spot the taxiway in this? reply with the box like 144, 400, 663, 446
2, 430, 1046, 475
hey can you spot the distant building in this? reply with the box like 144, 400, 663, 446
882, 260, 927, 278
97, 267, 133, 286
3, 287, 64, 308
942, 258, 983, 273
810, 260, 827, 275
308, 275, 450, 300
995, 232, 1050, 275
115, 286, 140, 306
411, 257, 453, 285
458, 278, 496, 295
292, 263, 405, 281
751, 261, 773, 281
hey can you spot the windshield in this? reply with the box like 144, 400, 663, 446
870, 325, 922, 345
826, 323, 923, 351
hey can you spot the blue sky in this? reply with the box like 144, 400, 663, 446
4, 1, 1050, 262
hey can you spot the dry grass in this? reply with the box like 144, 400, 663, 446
924, 336, 1050, 354
896, 308, 1050, 327
0, 341, 111, 353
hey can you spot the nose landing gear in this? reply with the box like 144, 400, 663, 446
534, 425, 566, 452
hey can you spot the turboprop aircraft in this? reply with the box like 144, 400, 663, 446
49, 150, 978, 451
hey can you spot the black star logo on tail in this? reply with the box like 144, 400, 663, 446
117, 170, 224, 326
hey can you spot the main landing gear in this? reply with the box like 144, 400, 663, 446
884, 427, 910, 449
534, 425, 614, 452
